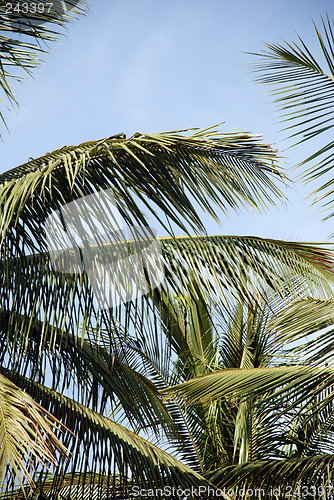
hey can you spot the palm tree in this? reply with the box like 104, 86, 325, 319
161, 15, 334, 497
2, 6, 334, 499
4, 125, 333, 498
166, 290, 334, 498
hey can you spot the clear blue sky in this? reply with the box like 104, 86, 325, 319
1, 0, 333, 241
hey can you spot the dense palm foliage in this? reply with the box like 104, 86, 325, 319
2, 126, 325, 498
1, 6, 334, 500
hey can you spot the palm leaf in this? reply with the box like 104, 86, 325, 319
0, 127, 286, 242
270, 298, 334, 365
2, 235, 334, 379
164, 365, 334, 405
252, 15, 334, 220
0, 373, 67, 493
0, 1, 87, 130
0, 368, 221, 499
0, 309, 174, 434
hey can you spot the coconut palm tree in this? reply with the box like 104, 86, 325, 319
3, 125, 334, 498
161, 16, 334, 498
2, 6, 334, 499
166, 290, 334, 498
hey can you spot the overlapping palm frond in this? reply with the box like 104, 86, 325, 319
3, 2, 334, 497
0, 368, 221, 500
252, 15, 334, 221
0, 1, 87, 130
0, 126, 286, 241
270, 297, 334, 366
0, 373, 67, 492
2, 235, 334, 412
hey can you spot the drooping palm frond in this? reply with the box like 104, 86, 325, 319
0, 368, 222, 500
252, 15, 334, 220
0, 310, 174, 432
270, 298, 334, 365
0, 127, 286, 241
2, 235, 334, 392
0, 1, 87, 130
165, 365, 334, 406
5, 234, 333, 481
0, 373, 67, 493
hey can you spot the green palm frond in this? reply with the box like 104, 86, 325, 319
0, 373, 67, 493
165, 365, 334, 405
270, 298, 334, 340
271, 298, 334, 365
157, 236, 334, 309
0, 369, 219, 499
0, 127, 286, 241
2, 235, 334, 380
252, 15, 334, 220
0, 309, 175, 434
0, 1, 87, 130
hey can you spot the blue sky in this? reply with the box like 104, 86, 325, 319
1, 0, 333, 241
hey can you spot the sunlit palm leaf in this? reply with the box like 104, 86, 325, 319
0, 127, 286, 242
271, 298, 334, 365
0, 310, 174, 434
252, 15, 334, 219
165, 365, 334, 405
0, 369, 220, 499
0, 373, 67, 493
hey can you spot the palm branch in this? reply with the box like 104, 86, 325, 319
0, 368, 221, 499
0, 1, 87, 131
0, 126, 287, 241
252, 15, 334, 221
0, 373, 67, 492
270, 298, 334, 366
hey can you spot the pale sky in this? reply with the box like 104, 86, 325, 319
1, 0, 333, 241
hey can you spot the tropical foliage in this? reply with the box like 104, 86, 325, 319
1, 6, 334, 500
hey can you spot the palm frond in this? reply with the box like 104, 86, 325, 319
252, 15, 334, 220
0, 1, 87, 130
0, 368, 219, 499
2, 235, 334, 380
0, 127, 286, 243
165, 365, 334, 406
0, 310, 174, 432
0, 373, 67, 493
271, 298, 334, 365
